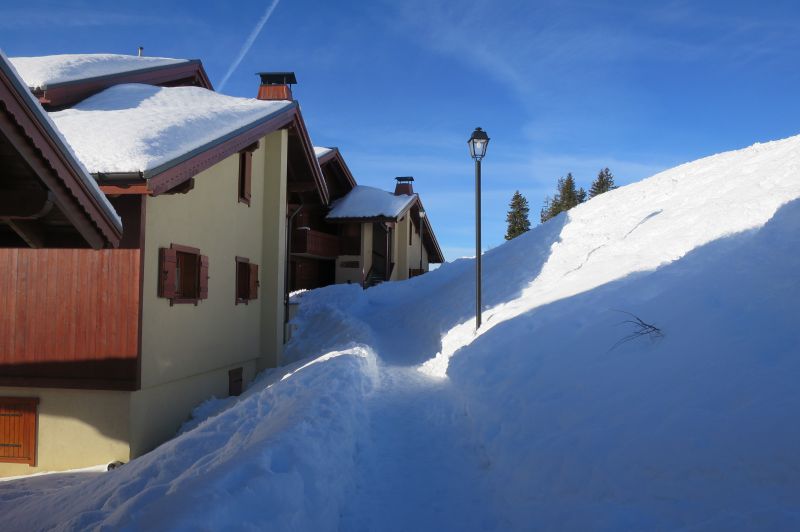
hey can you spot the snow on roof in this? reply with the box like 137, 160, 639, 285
0, 50, 121, 228
327, 185, 417, 220
314, 146, 333, 159
9, 54, 189, 90
49, 83, 294, 175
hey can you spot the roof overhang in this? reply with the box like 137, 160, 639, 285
33, 60, 213, 109
317, 147, 357, 193
0, 53, 121, 248
96, 103, 329, 202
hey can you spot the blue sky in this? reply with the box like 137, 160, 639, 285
3, 0, 799, 259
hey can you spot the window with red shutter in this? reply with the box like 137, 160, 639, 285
159, 244, 207, 305
0, 397, 39, 466
238, 142, 259, 206
235, 257, 259, 304
248, 263, 259, 300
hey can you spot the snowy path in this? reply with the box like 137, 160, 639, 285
340, 365, 500, 532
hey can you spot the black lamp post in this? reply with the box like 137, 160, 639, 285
468, 127, 489, 330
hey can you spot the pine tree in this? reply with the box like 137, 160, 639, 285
540, 172, 587, 223
505, 190, 531, 240
589, 167, 616, 198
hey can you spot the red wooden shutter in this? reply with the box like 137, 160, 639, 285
159, 248, 178, 298
199, 255, 209, 300
249, 263, 259, 300
0, 397, 39, 466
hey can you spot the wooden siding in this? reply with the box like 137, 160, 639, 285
291, 229, 338, 258
0, 248, 140, 389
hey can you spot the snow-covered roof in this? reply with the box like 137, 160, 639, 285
49, 83, 295, 175
10, 54, 189, 90
0, 50, 121, 229
327, 185, 418, 220
314, 146, 334, 159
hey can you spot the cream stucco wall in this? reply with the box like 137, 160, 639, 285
335, 255, 362, 284
0, 387, 129, 477
361, 222, 373, 279
133, 129, 287, 455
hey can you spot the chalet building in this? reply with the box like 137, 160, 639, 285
0, 52, 443, 477
326, 176, 444, 287
0, 53, 326, 476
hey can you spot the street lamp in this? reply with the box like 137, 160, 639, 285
468, 127, 489, 329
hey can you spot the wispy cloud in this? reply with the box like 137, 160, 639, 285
218, 0, 281, 91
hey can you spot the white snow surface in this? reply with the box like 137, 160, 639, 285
327, 185, 417, 220
0, 51, 120, 227
9, 54, 188, 90
314, 146, 333, 159
2, 134, 800, 531
48, 84, 293, 174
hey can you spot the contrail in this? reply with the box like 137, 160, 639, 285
218, 0, 281, 91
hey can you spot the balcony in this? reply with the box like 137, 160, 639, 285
291, 229, 338, 259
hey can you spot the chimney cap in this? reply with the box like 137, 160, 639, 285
257, 72, 297, 85
395, 176, 415, 183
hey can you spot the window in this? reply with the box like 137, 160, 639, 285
235, 256, 259, 304
238, 142, 259, 206
229, 367, 243, 396
159, 244, 209, 305
0, 397, 39, 466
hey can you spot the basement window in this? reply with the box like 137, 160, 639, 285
159, 244, 209, 305
235, 256, 259, 304
0, 397, 39, 466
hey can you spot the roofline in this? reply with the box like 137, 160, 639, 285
318, 147, 357, 190
0, 52, 122, 247
326, 192, 418, 224
292, 104, 329, 205
142, 103, 299, 195
32, 59, 213, 108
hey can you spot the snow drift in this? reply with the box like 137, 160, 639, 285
2, 133, 799, 531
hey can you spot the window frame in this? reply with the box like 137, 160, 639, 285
237, 142, 260, 206
235, 256, 259, 305
159, 243, 209, 305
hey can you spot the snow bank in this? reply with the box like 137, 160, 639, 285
10, 54, 188, 89
49, 84, 293, 174
1, 348, 379, 531
327, 185, 417, 220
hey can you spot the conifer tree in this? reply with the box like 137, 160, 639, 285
505, 190, 531, 240
589, 167, 617, 198
540, 172, 587, 223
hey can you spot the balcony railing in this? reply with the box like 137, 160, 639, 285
291, 229, 338, 258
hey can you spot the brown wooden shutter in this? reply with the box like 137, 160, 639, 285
199, 255, 209, 300
248, 263, 259, 300
0, 397, 39, 466
159, 247, 178, 299
239, 151, 252, 205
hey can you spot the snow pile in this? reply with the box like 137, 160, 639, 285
1, 348, 379, 531
327, 185, 417, 220
10, 54, 188, 89
49, 84, 293, 174
2, 133, 799, 531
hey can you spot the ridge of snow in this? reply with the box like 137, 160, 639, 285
49, 84, 293, 174
327, 185, 417, 220
9, 53, 188, 90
